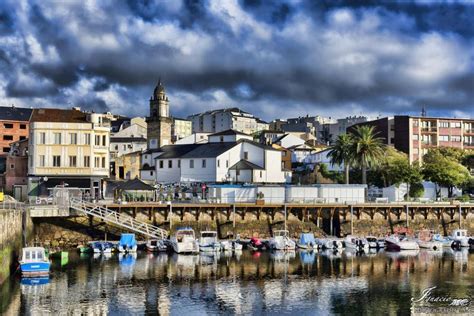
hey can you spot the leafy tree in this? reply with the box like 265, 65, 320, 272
422, 149, 471, 197
351, 125, 385, 184
409, 182, 424, 199
328, 133, 354, 184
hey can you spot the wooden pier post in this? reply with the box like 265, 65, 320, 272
405, 204, 409, 228
458, 204, 462, 229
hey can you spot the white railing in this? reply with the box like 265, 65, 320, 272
69, 198, 168, 240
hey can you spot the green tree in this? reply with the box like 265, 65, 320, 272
327, 133, 354, 184
422, 149, 471, 197
351, 125, 385, 184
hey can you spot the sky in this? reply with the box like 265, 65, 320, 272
0, 0, 473, 122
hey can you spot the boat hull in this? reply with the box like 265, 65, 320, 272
20, 262, 50, 277
173, 241, 199, 254
417, 240, 443, 251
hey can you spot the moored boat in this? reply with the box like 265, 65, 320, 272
268, 230, 296, 250
385, 235, 419, 251
118, 233, 138, 253
416, 230, 443, 251
199, 231, 221, 252
432, 234, 455, 248
344, 235, 369, 252
171, 227, 199, 254
146, 239, 168, 252
297, 233, 317, 249
248, 237, 265, 251
366, 236, 384, 249
20, 247, 51, 277
449, 229, 469, 248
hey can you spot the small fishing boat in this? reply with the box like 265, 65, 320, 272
385, 235, 419, 251
199, 231, 221, 252
297, 233, 317, 249
248, 237, 265, 251
432, 234, 455, 248
118, 233, 138, 253
449, 229, 470, 248
416, 230, 443, 251
344, 235, 369, 252
171, 227, 199, 254
20, 247, 51, 277
146, 239, 168, 252
268, 230, 296, 250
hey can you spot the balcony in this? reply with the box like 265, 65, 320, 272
464, 142, 474, 147
463, 129, 474, 134
420, 127, 437, 133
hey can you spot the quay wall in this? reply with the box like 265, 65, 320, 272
0, 207, 33, 313
32, 207, 474, 246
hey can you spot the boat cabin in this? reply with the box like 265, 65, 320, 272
273, 230, 290, 237
452, 229, 467, 238
22, 247, 47, 262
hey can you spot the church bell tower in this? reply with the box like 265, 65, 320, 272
146, 79, 172, 149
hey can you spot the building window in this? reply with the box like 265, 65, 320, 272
190, 160, 194, 168
159, 160, 164, 168
4, 123, 13, 129
217, 159, 220, 167
451, 135, 461, 142
168, 160, 172, 168
3, 147, 9, 153
102, 135, 107, 146
3, 135, 13, 141
39, 132, 46, 144
95, 135, 100, 146
54, 133, 61, 144
102, 157, 106, 168
413, 120, 419, 127
226, 160, 229, 168
39, 155, 45, 167
439, 121, 449, 128
236, 170, 240, 176
150, 171, 154, 176
259, 171, 262, 177
53, 155, 61, 167
178, 160, 181, 168
20, 124, 26, 129
439, 135, 449, 141
19, 136, 26, 140
220, 136, 224, 142
84, 156, 90, 167
70, 133, 77, 144
10, 164, 14, 169
244, 151, 248, 160
69, 156, 77, 167
412, 134, 419, 141
202, 159, 206, 168
95, 157, 100, 168
85, 133, 91, 145
451, 122, 461, 128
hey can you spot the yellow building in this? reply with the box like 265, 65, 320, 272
28, 108, 113, 198
114, 151, 142, 180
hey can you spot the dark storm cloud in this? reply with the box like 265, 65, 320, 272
0, 0, 472, 120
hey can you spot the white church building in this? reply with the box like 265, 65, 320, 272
140, 130, 291, 184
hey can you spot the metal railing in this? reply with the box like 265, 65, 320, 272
69, 198, 168, 240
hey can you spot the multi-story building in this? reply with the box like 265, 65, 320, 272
326, 116, 372, 143
171, 117, 192, 143
269, 119, 287, 131
351, 115, 474, 164
188, 108, 269, 135
0, 106, 32, 156
28, 108, 113, 198
114, 151, 142, 180
0, 138, 29, 199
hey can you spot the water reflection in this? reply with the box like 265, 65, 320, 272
5, 249, 474, 315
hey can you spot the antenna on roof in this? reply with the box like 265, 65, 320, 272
421, 105, 427, 117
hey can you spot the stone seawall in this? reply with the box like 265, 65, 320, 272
32, 209, 474, 246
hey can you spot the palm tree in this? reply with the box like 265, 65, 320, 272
351, 125, 385, 184
328, 133, 354, 184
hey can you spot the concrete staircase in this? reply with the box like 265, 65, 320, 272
69, 198, 168, 240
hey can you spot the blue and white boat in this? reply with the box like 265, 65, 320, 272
297, 233, 317, 249
118, 234, 138, 253
20, 247, 50, 277
91, 241, 115, 253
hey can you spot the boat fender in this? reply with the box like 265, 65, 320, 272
451, 240, 461, 250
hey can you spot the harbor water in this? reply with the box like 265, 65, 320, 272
2, 249, 473, 315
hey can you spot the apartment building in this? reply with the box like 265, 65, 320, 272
351, 115, 474, 164
188, 108, 269, 135
28, 108, 114, 198
0, 106, 32, 156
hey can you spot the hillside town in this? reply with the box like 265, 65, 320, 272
1, 80, 473, 204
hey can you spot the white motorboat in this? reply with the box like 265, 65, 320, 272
220, 240, 233, 251
432, 234, 454, 248
385, 235, 420, 251
449, 229, 469, 247
269, 230, 296, 250
315, 237, 342, 250
146, 239, 168, 252
171, 227, 199, 254
344, 235, 369, 252
416, 230, 443, 251
199, 231, 221, 252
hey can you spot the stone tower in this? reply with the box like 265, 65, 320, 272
146, 79, 172, 149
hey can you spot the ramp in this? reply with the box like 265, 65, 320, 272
70, 198, 167, 240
